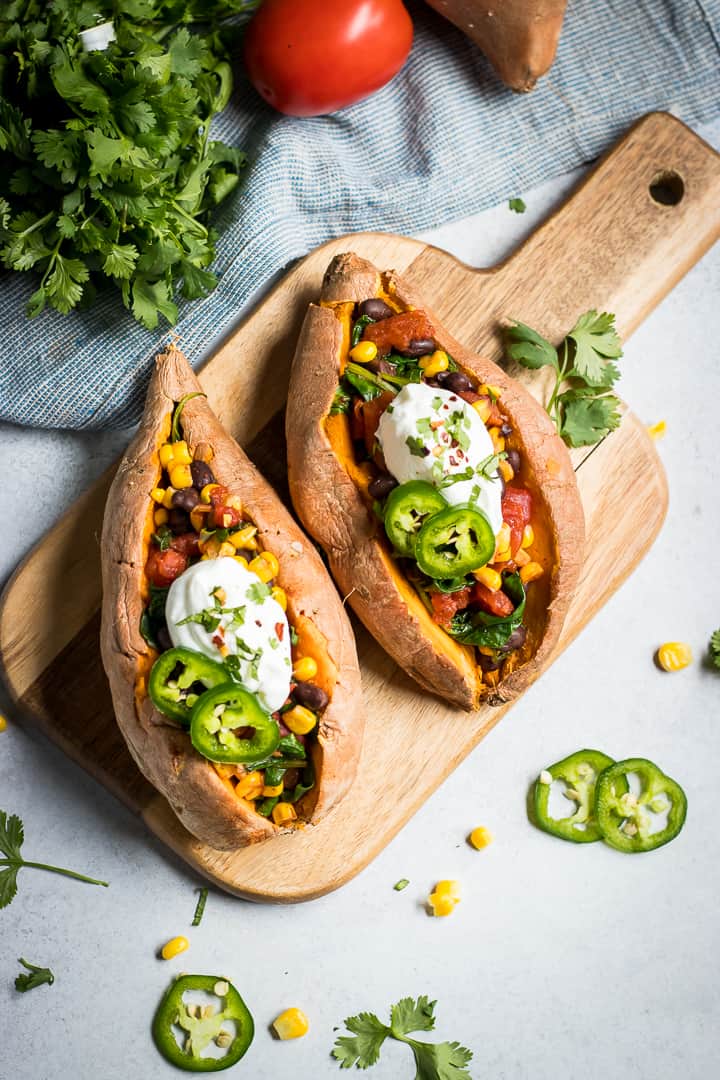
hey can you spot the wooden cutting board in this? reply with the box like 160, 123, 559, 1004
2, 113, 719, 902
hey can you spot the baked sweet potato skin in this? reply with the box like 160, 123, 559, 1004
101, 347, 364, 850
426, 0, 568, 92
286, 253, 584, 710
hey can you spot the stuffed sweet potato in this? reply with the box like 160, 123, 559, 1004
286, 253, 584, 711
101, 346, 364, 850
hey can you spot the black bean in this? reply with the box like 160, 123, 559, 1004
156, 626, 173, 652
171, 487, 199, 512
168, 508, 190, 534
293, 681, 329, 712
368, 474, 398, 500
358, 298, 394, 321
443, 371, 473, 394
434, 370, 450, 385
478, 652, 503, 672
500, 625, 527, 654
500, 423, 513, 437
506, 449, 521, 474
401, 337, 436, 358
190, 460, 215, 489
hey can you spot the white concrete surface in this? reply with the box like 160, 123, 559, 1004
1, 118, 719, 1080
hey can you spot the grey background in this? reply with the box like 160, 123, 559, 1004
1, 118, 719, 1079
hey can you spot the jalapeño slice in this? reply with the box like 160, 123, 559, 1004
533, 749, 618, 843
594, 757, 687, 853
415, 504, 496, 579
190, 683, 279, 764
152, 973, 254, 1072
149, 648, 228, 727
383, 480, 447, 558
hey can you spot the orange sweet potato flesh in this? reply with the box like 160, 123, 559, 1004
426, 0, 568, 92
286, 253, 585, 711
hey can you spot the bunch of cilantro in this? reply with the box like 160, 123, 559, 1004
0, 1, 257, 330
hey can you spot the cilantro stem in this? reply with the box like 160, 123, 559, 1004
2, 858, 108, 888
18, 211, 53, 238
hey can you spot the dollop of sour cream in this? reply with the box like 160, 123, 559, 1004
376, 382, 503, 534
165, 557, 291, 713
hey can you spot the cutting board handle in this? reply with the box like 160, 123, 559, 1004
484, 112, 720, 344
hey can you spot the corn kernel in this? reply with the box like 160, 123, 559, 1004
273, 1008, 309, 1040
656, 642, 693, 672
514, 547, 531, 567
233, 555, 249, 569
194, 442, 214, 463
271, 586, 288, 611
170, 464, 193, 490
249, 552, 280, 583
434, 879, 461, 901
493, 548, 511, 565
272, 801, 297, 826
480, 384, 502, 400
230, 525, 258, 551
489, 427, 505, 453
154, 508, 169, 526
201, 483, 220, 504
472, 398, 492, 423
498, 459, 514, 483
349, 340, 378, 364
284, 705, 317, 735
161, 936, 189, 961
647, 420, 667, 440
0, 714, 7, 733
213, 763, 235, 780
151, 487, 166, 504
162, 487, 177, 509
159, 443, 176, 469
474, 566, 502, 591
190, 505, 211, 532
172, 440, 192, 466
292, 657, 318, 682
428, 880, 461, 917
495, 522, 511, 552
419, 350, 450, 378
262, 783, 284, 798
235, 771, 264, 799
469, 827, 493, 850
520, 561, 544, 584
521, 524, 534, 549
218, 541, 236, 558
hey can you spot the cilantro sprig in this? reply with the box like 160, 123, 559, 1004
15, 958, 55, 993
1, 810, 108, 910
332, 995, 473, 1078
504, 311, 623, 447
0, 2, 257, 329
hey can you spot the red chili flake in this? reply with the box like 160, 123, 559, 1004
275, 622, 285, 640
212, 634, 224, 649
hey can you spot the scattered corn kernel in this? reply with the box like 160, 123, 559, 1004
262, 783, 284, 798
469, 827, 493, 850
521, 524, 534, 549
349, 340, 378, 364
292, 657, 318, 682
235, 771, 264, 799
172, 440, 193, 466
249, 552, 279, 583
419, 349, 449, 377
161, 936, 189, 961
214, 980, 229, 997
498, 458, 514, 483
190, 506, 211, 532
284, 705, 317, 735
170, 464, 193, 490
434, 879, 461, 901
159, 443, 176, 469
428, 880, 461, 917
271, 586, 288, 611
154, 508, 169, 526
273, 1007, 309, 1040
656, 641, 693, 672
151, 487, 166, 504
0, 714, 7, 733
520, 561, 544, 584
472, 398, 492, 423
272, 802, 297, 826
474, 566, 502, 591
201, 483, 220, 504
194, 442, 214, 463
230, 525, 258, 551
162, 487, 177, 509
218, 541, 236, 559
647, 420, 667, 440
493, 548, 511, 565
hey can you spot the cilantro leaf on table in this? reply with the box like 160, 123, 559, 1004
503, 311, 624, 448
0, 809, 108, 910
332, 996, 473, 1078
15, 958, 55, 993
709, 630, 720, 669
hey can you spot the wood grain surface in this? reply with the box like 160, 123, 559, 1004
1, 112, 719, 901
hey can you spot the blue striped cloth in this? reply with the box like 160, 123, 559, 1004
2, 0, 719, 429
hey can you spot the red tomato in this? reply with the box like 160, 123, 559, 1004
170, 533, 200, 560
243, 0, 414, 117
430, 587, 471, 628
360, 390, 395, 457
472, 582, 514, 617
146, 547, 188, 588
209, 505, 242, 530
501, 486, 533, 555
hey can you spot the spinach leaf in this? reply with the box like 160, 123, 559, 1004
351, 314, 375, 346
448, 573, 526, 649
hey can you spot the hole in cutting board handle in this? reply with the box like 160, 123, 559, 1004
649, 171, 684, 206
